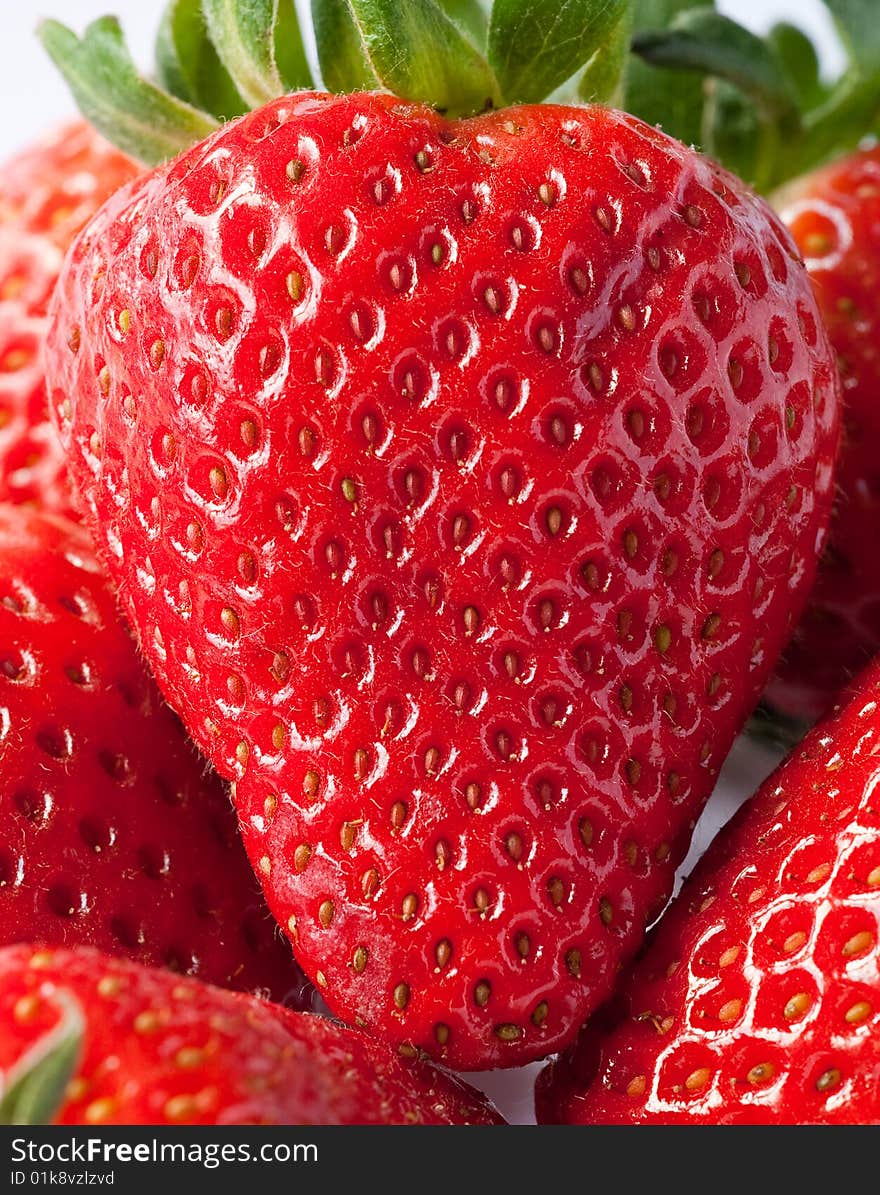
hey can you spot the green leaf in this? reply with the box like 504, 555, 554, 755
578, 3, 634, 103
438, 0, 488, 48
488, 0, 632, 107
155, 0, 248, 119
634, 0, 708, 23
202, 0, 285, 107
38, 17, 219, 166
767, 22, 823, 108
623, 0, 714, 148
272, 0, 314, 90
771, 73, 880, 188
0, 993, 84, 1127
632, 10, 800, 125
821, 1, 880, 74
311, 0, 379, 91
347, 0, 501, 115
703, 79, 763, 186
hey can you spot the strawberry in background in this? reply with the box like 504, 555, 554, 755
537, 653, 880, 1125
0, 944, 502, 1125
765, 149, 880, 726
0, 230, 71, 516
0, 121, 139, 250
0, 122, 140, 517
0, 502, 312, 1010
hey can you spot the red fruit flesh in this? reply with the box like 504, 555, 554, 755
768, 149, 880, 723
538, 656, 880, 1125
46, 93, 839, 1068
0, 944, 503, 1125
0, 121, 139, 249
0, 504, 311, 1008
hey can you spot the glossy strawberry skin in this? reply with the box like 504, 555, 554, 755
0, 505, 311, 1008
768, 149, 880, 723
538, 656, 880, 1125
0, 126, 139, 519
0, 944, 503, 1125
0, 121, 139, 250
46, 92, 839, 1068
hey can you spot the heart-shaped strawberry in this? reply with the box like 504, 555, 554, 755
42, 8, 840, 1068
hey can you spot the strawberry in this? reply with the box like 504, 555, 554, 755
0, 120, 138, 250
766, 148, 880, 725
537, 655, 880, 1125
0, 503, 311, 1008
40, 6, 839, 1069
0, 228, 63, 313
0, 943, 503, 1125
0, 127, 139, 518
0, 232, 73, 517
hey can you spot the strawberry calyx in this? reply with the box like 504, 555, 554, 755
37, 0, 880, 193
38, 1, 880, 189
39, 0, 634, 164
39, 16, 219, 166
0, 988, 84, 1126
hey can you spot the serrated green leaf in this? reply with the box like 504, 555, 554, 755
347, 0, 501, 115
488, 0, 631, 107
311, 0, 379, 91
273, 0, 313, 90
767, 22, 824, 108
624, 0, 714, 147
821, 1, 880, 74
632, 10, 800, 125
39, 17, 218, 166
0, 993, 84, 1127
202, 0, 284, 107
155, 0, 247, 119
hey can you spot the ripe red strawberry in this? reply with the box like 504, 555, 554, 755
44, 91, 839, 1070
0, 232, 73, 517
0, 125, 139, 518
0, 503, 311, 1008
766, 148, 880, 724
537, 655, 880, 1125
0, 121, 138, 250
0, 944, 503, 1124
0, 228, 63, 312
41, 9, 840, 1068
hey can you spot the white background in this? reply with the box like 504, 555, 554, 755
0, 0, 844, 1123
